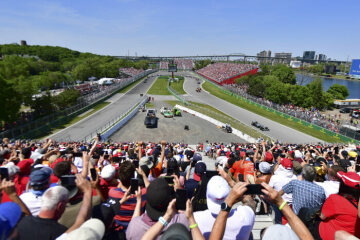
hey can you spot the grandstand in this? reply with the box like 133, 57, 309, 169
119, 67, 144, 77
196, 62, 258, 85
159, 59, 194, 70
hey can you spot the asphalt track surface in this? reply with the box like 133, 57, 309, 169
48, 74, 158, 142
110, 101, 245, 144
180, 72, 321, 143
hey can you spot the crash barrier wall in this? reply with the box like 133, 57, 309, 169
175, 105, 257, 143
83, 96, 148, 142
1, 70, 156, 140
167, 78, 190, 105
194, 72, 360, 144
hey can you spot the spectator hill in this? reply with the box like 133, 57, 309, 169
196, 62, 258, 85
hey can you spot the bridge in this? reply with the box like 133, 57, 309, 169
113, 54, 348, 65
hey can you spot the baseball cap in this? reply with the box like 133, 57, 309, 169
101, 165, 116, 181
0, 202, 22, 238
191, 153, 202, 161
262, 224, 299, 240
160, 223, 191, 240
92, 198, 121, 227
281, 158, 293, 170
259, 162, 271, 174
206, 176, 230, 214
65, 219, 105, 240
337, 171, 360, 189
264, 152, 273, 163
146, 178, 172, 221
140, 156, 154, 169
349, 151, 358, 158
194, 162, 206, 182
29, 167, 52, 186
294, 150, 303, 159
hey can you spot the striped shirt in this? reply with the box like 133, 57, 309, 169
108, 187, 147, 231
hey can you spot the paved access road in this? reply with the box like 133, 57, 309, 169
48, 73, 158, 142
181, 72, 321, 143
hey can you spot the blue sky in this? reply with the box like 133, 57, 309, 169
0, 0, 359, 60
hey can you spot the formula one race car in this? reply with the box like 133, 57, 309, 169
251, 121, 269, 131
160, 107, 173, 118
173, 107, 182, 117
222, 123, 233, 133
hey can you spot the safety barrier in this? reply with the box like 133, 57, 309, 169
2, 70, 156, 140
167, 78, 190, 105
194, 72, 360, 144
84, 96, 148, 142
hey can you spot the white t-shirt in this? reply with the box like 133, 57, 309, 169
315, 180, 339, 198
194, 206, 255, 240
269, 167, 297, 203
19, 191, 43, 216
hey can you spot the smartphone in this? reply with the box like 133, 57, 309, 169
0, 168, 9, 181
205, 170, 219, 178
73, 152, 82, 157
175, 189, 187, 210
238, 174, 244, 182
163, 176, 174, 185
334, 147, 339, 155
133, 160, 139, 168
130, 178, 139, 194
255, 162, 260, 170
60, 175, 76, 186
90, 168, 97, 181
244, 184, 264, 195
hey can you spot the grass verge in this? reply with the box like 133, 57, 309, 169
148, 76, 185, 95
202, 81, 343, 143
165, 100, 268, 140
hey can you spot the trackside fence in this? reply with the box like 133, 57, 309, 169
1, 70, 156, 140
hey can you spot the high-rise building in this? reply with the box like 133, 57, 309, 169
274, 52, 292, 64
303, 51, 316, 63
318, 54, 327, 61
257, 50, 272, 64
20, 40, 27, 46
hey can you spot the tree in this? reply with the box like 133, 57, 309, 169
265, 80, 289, 104
30, 92, 53, 117
289, 85, 312, 107
0, 75, 21, 122
53, 89, 80, 110
327, 83, 349, 100
271, 64, 296, 84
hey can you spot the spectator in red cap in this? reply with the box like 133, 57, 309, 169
264, 152, 273, 163
313, 171, 360, 240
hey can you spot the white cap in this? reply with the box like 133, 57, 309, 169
101, 165, 116, 181
206, 176, 230, 214
294, 150, 303, 159
65, 219, 105, 240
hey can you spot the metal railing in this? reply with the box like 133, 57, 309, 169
83, 96, 149, 142
1, 70, 157, 140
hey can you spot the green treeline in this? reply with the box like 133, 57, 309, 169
0, 44, 149, 124
234, 64, 349, 110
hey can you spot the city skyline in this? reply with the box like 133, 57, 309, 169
0, 0, 359, 61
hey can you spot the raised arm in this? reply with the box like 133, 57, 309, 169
81, 152, 90, 179
261, 182, 314, 240
66, 175, 92, 233
1, 179, 31, 216
209, 182, 248, 240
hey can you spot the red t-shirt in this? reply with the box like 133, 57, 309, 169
319, 194, 358, 240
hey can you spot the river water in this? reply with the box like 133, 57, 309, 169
296, 73, 360, 99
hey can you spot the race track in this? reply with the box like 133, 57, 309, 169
48, 73, 158, 142
182, 72, 322, 143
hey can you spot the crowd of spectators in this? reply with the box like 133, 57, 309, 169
119, 68, 144, 77
196, 63, 258, 83
224, 84, 345, 133
0, 136, 359, 240
159, 59, 194, 70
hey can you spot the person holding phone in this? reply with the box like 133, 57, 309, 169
108, 161, 147, 232
193, 176, 255, 240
